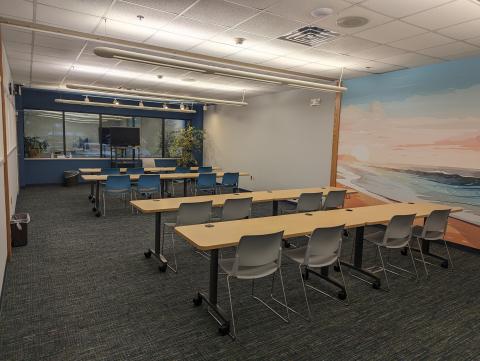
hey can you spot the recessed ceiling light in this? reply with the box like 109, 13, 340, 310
234, 37, 246, 45
181, 78, 196, 82
311, 7, 334, 18
337, 16, 369, 28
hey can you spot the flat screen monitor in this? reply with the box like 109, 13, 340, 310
101, 127, 140, 146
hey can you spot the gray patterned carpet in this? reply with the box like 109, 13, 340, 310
0, 184, 479, 361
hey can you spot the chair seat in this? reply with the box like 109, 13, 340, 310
364, 228, 409, 248
137, 187, 158, 193
219, 258, 278, 279
164, 222, 176, 228
104, 188, 130, 194
284, 246, 338, 268
412, 225, 444, 240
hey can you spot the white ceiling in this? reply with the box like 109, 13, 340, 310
1, 0, 480, 99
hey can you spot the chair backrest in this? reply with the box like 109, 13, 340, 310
297, 192, 323, 212
304, 225, 345, 267
137, 175, 160, 191
126, 167, 144, 174
155, 159, 177, 167
234, 231, 284, 272
222, 172, 239, 187
197, 173, 216, 188
222, 197, 252, 221
323, 190, 347, 210
423, 209, 450, 240
101, 168, 120, 175
176, 201, 212, 226
175, 166, 190, 173
105, 175, 131, 191
198, 166, 213, 173
383, 214, 416, 246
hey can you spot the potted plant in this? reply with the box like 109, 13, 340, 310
24, 136, 48, 158
168, 125, 204, 167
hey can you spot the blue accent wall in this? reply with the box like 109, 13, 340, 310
17, 87, 204, 186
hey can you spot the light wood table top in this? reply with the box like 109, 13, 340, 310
131, 187, 356, 213
175, 202, 462, 251
81, 171, 249, 182
79, 166, 220, 174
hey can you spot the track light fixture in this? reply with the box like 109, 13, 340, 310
54, 99, 195, 113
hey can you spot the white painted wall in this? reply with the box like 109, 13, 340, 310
203, 88, 335, 191
1, 39, 19, 297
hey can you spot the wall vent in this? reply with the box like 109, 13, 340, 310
278, 26, 340, 47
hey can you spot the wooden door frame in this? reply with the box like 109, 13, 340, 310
330, 81, 343, 186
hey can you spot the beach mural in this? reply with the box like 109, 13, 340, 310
338, 55, 480, 226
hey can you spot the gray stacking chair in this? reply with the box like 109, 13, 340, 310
284, 225, 348, 320
323, 190, 347, 210
219, 197, 253, 221
411, 209, 452, 276
282, 192, 323, 214
161, 201, 212, 273
364, 214, 418, 290
219, 231, 288, 339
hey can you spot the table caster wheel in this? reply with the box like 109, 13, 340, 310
193, 293, 202, 306
440, 260, 448, 268
88, 195, 92, 200
284, 241, 292, 248
92, 207, 97, 212
91, 198, 95, 204
333, 265, 340, 272
218, 324, 229, 336
159, 263, 167, 272
95, 211, 102, 217
144, 250, 152, 259
337, 291, 347, 300
400, 248, 408, 256
372, 281, 380, 290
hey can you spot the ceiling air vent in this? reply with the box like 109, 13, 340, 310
278, 26, 340, 47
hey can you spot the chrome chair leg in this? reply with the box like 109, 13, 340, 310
337, 259, 351, 305
226, 276, 237, 339
102, 191, 106, 217
377, 246, 390, 291
443, 239, 454, 270
299, 265, 312, 320
407, 243, 419, 281
167, 231, 178, 273
415, 237, 429, 277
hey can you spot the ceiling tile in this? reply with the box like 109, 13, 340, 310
95, 19, 157, 42
380, 53, 442, 67
1, 28, 32, 46
236, 12, 305, 38
119, 0, 198, 15
0, 0, 33, 21
417, 41, 480, 59
315, 36, 379, 54
349, 60, 405, 73
114, 61, 158, 74
228, 0, 279, 10
466, 37, 480, 47
259, 56, 308, 69
314, 6, 392, 35
162, 17, 227, 40
188, 41, 242, 57
389, 32, 454, 51
224, 48, 278, 64
32, 61, 70, 82
355, 21, 425, 43
183, 0, 259, 27
37, 0, 112, 17
5, 42, 31, 56
266, 0, 351, 24
341, 68, 370, 79
34, 33, 86, 51
361, 0, 453, 18
437, 19, 480, 40
36, 4, 102, 33
294, 62, 336, 76
145, 30, 204, 50
308, 49, 363, 67
34, 45, 79, 60
349, 45, 406, 60
403, 0, 480, 30
252, 38, 315, 56
211, 29, 269, 48
107, 1, 177, 29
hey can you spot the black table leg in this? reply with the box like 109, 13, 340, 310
160, 179, 165, 198
273, 200, 279, 215
183, 180, 188, 197
193, 249, 231, 336
340, 226, 381, 289
144, 212, 168, 272
303, 266, 347, 300
89, 182, 95, 203
94, 181, 101, 217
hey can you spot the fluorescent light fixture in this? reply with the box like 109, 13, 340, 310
213, 72, 282, 85
54, 98, 196, 113
287, 83, 338, 93
94, 47, 347, 93
66, 83, 248, 106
